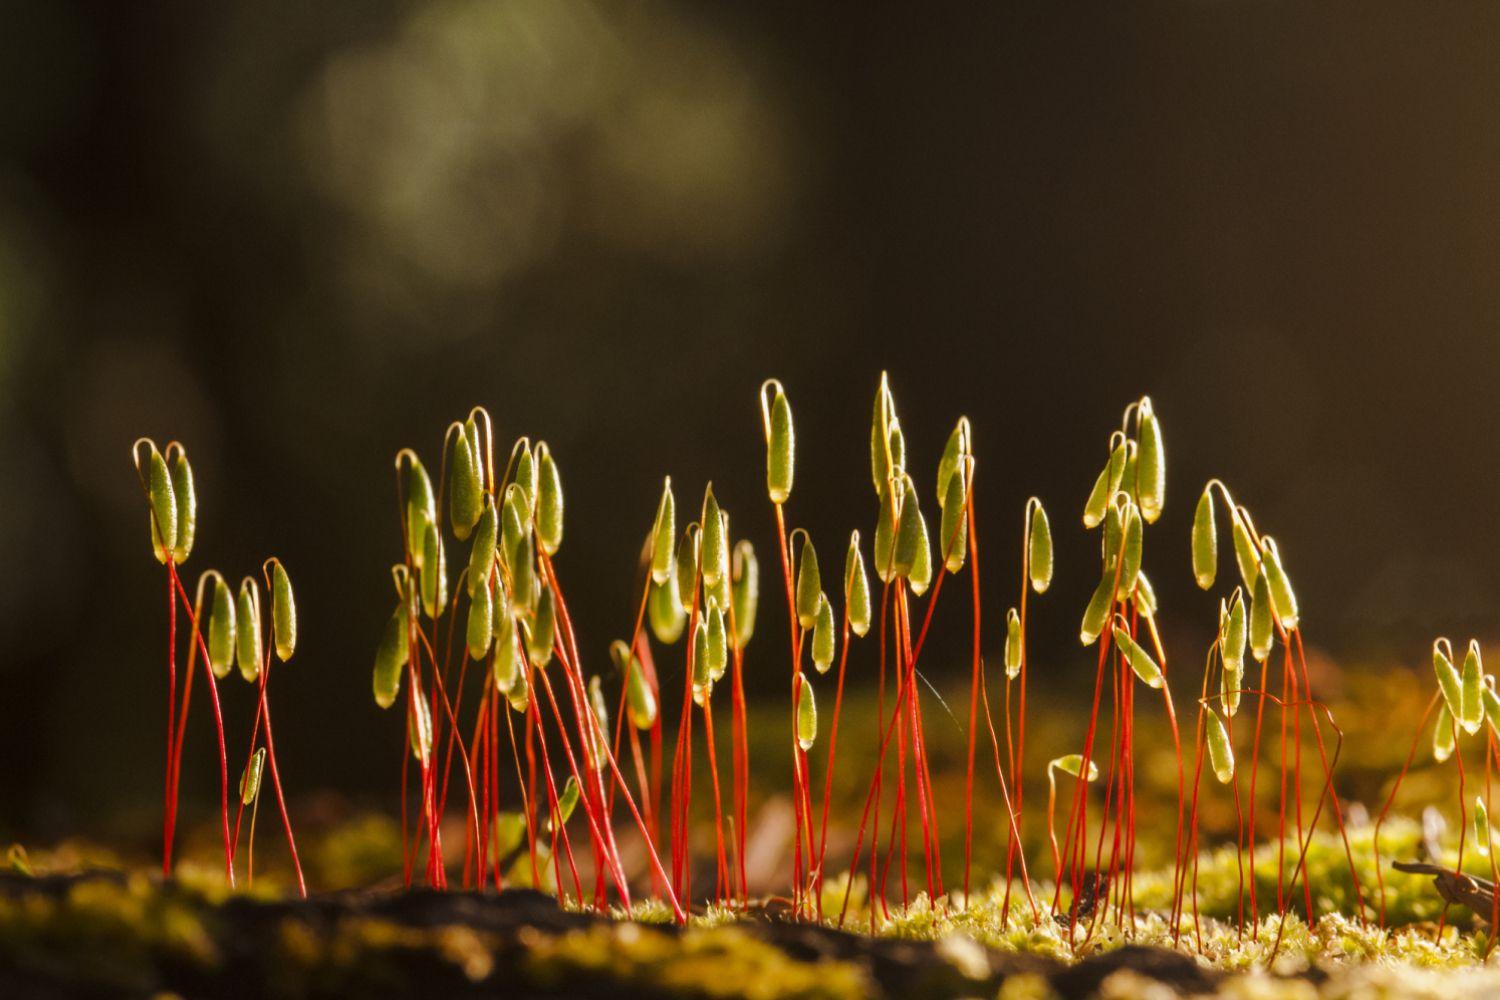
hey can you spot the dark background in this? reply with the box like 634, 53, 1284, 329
3, 0, 1499, 839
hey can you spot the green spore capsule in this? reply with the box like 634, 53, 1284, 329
513, 441, 537, 518
404, 456, 437, 567
527, 584, 556, 667
208, 575, 237, 680
1434, 642, 1464, 721
240, 748, 266, 806
844, 532, 871, 638
1083, 441, 1126, 529
169, 448, 196, 564
588, 675, 610, 760
613, 640, 657, 730
887, 421, 906, 476
1112, 624, 1163, 689
236, 580, 263, 683
511, 532, 537, 611
650, 478, 676, 585
492, 612, 520, 694
766, 386, 794, 504
1051, 755, 1099, 782
1249, 571, 1274, 663
1259, 538, 1299, 631
1462, 640, 1486, 735
467, 497, 498, 599
705, 601, 728, 683
1222, 595, 1246, 716
811, 593, 835, 674
1102, 502, 1124, 570
1206, 711, 1234, 784
1133, 571, 1159, 618
700, 488, 728, 589
270, 561, 297, 662
870, 373, 896, 495
1477, 796, 1492, 857
649, 575, 687, 645
146, 446, 177, 564
536, 444, 564, 555
505, 652, 530, 713
1192, 486, 1217, 590
500, 485, 528, 571
939, 463, 968, 574
906, 510, 933, 595
1004, 608, 1023, 680
420, 522, 447, 619
373, 601, 409, 708
1136, 397, 1165, 523
795, 536, 822, 630
467, 575, 494, 661
692, 617, 712, 699
675, 529, 699, 608
796, 676, 817, 751
936, 419, 969, 505
1434, 703, 1456, 763
1029, 502, 1053, 594
1118, 503, 1143, 595
731, 540, 758, 650
1485, 683, 1500, 740
448, 427, 483, 541
1231, 511, 1260, 591
555, 776, 580, 829
893, 477, 930, 586
1080, 572, 1115, 647
873, 477, 902, 583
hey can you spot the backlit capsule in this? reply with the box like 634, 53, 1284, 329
1192, 486, 1217, 590
236, 579, 263, 683
766, 386, 794, 504
796, 676, 817, 751
1249, 571, 1273, 663
493, 611, 521, 694
844, 532, 871, 639
513, 441, 537, 517
869, 373, 896, 495
373, 601, 409, 708
1112, 624, 1163, 689
700, 487, 728, 589
1435, 641, 1464, 722
649, 575, 687, 645
1029, 502, 1053, 594
240, 747, 266, 806
208, 575, 237, 680
1462, 640, 1486, 735
409, 694, 433, 765
1477, 796, 1492, 857
811, 593, 835, 674
939, 462, 968, 574
1136, 397, 1165, 523
146, 446, 177, 564
731, 540, 759, 650
1206, 711, 1234, 784
1231, 510, 1260, 591
1259, 538, 1299, 631
535, 443, 563, 556
270, 560, 297, 661
873, 477, 901, 583
1083, 440, 1126, 529
448, 426, 483, 541
936, 419, 969, 508
1118, 503, 1143, 596
404, 456, 437, 566
588, 675, 610, 760
169, 447, 196, 564
795, 536, 821, 630
420, 522, 447, 619
467, 574, 494, 661
1004, 608, 1022, 680
526, 584, 555, 667
705, 601, 728, 683
466, 498, 498, 599
1434, 703, 1456, 762
1080, 572, 1115, 647
650, 478, 676, 585
675, 528, 699, 608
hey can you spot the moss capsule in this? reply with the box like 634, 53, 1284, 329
420, 522, 447, 619
146, 446, 177, 564
1136, 397, 1165, 523
1029, 502, 1053, 594
1004, 608, 1022, 680
766, 387, 794, 504
236, 580, 263, 683
731, 540, 758, 650
467, 575, 494, 661
795, 536, 821, 630
811, 594, 835, 674
536, 444, 563, 556
1462, 640, 1486, 735
844, 531, 871, 638
270, 560, 296, 661
208, 575, 236, 680
700, 487, 728, 589
466, 498, 498, 599
1113, 624, 1163, 689
448, 427, 483, 541
169, 447, 196, 564
650, 478, 676, 585
1192, 486, 1217, 590
373, 601, 409, 708
796, 676, 817, 751
1206, 711, 1234, 784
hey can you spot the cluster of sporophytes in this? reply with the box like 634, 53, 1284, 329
129, 377, 1395, 958
132, 440, 305, 895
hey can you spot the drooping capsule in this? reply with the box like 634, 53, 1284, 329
795, 536, 821, 630
1113, 624, 1163, 689
1080, 572, 1115, 647
939, 463, 968, 574
146, 446, 177, 564
1133, 571, 1159, 618
870, 373, 897, 495
1083, 440, 1127, 529
731, 540, 758, 650
887, 420, 906, 477
675, 529, 699, 608
1029, 502, 1053, 594
811, 594, 836, 674
207, 575, 236, 680
873, 477, 901, 583
420, 522, 447, 619
240, 747, 267, 806
500, 485, 528, 571
649, 575, 687, 645
1231, 510, 1260, 591
1221, 594, 1246, 716
1118, 503, 1143, 595
467, 574, 494, 661
1102, 502, 1124, 570
493, 611, 521, 694
894, 477, 931, 591
1206, 711, 1235, 784
373, 601, 409, 708
612, 640, 657, 730
1434, 641, 1463, 721
270, 561, 297, 662
555, 776, 581, 829
650, 478, 676, 585
1004, 607, 1023, 680
1259, 538, 1299, 631
766, 386, 795, 504
404, 456, 437, 566
448, 427, 484, 541
1050, 755, 1099, 782
1192, 486, 1217, 590
705, 601, 728, 683
236, 579, 263, 683
700, 488, 728, 589
796, 676, 817, 751
1249, 570, 1274, 663
1136, 397, 1165, 523
1462, 640, 1486, 735
535, 445, 563, 556
511, 531, 537, 612
466, 498, 498, 598
505, 653, 531, 713
527, 584, 556, 667
1434, 702, 1456, 762
692, 617, 712, 699
169, 447, 196, 564
512, 440, 537, 517
936, 419, 968, 508
844, 532, 871, 638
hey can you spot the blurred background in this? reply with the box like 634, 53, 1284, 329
2, 0, 1499, 852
